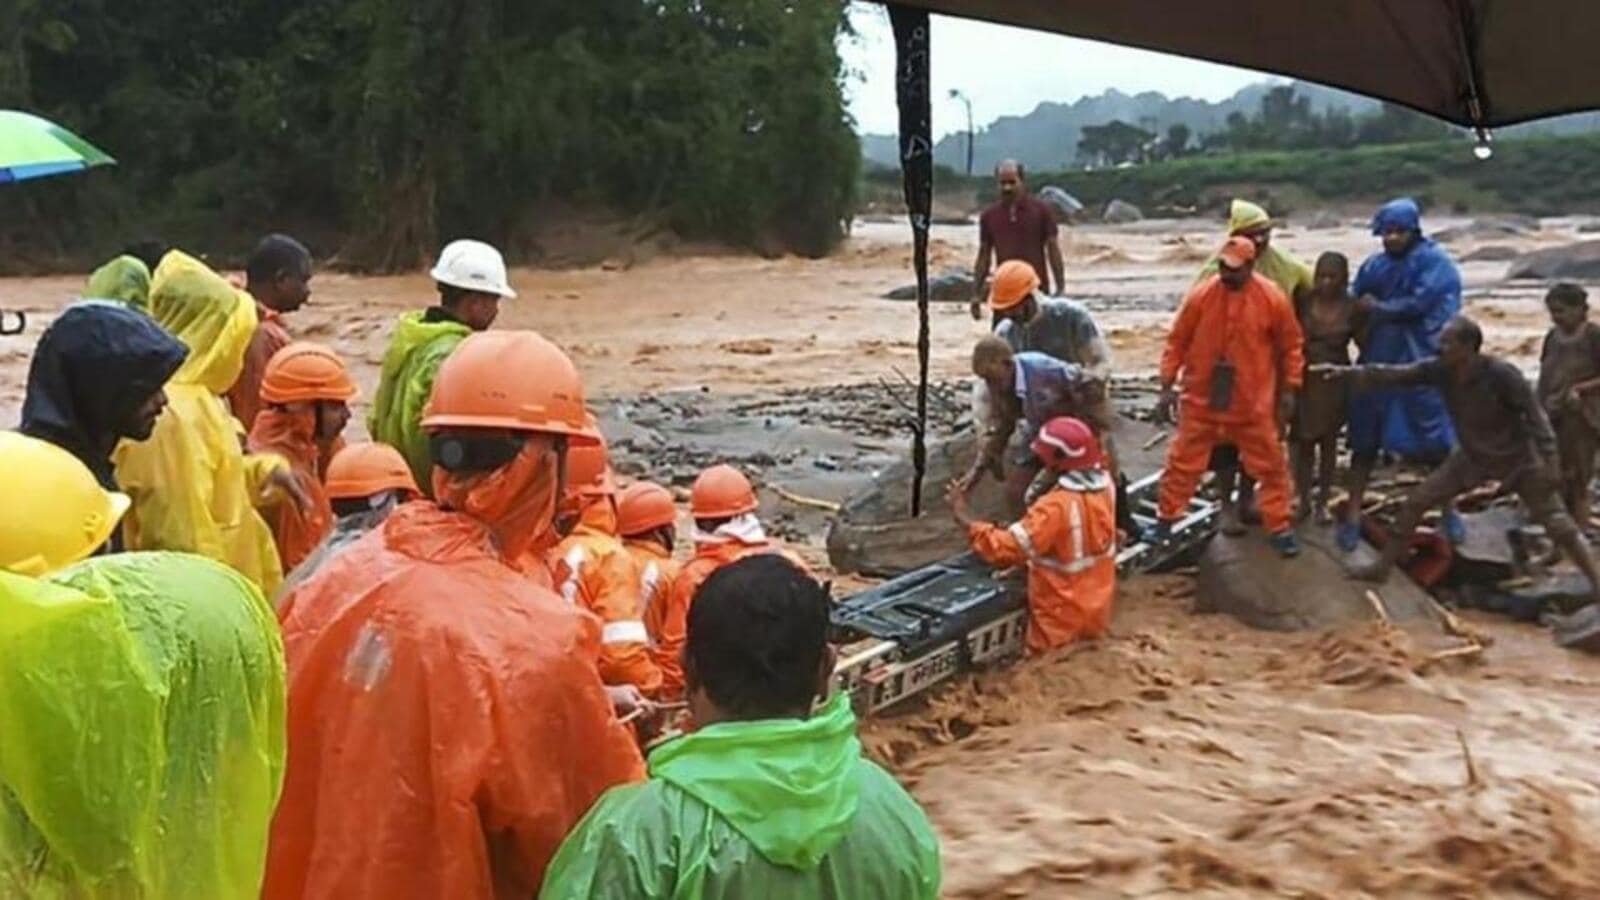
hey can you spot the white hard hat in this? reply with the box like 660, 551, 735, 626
430, 239, 516, 299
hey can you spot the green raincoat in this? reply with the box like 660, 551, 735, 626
0, 552, 287, 899
367, 311, 472, 495
84, 255, 152, 312
540, 693, 941, 899
1194, 199, 1313, 301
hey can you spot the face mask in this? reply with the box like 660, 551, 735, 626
432, 438, 564, 561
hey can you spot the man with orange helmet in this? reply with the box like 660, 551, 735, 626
616, 480, 680, 630
648, 464, 801, 699
268, 331, 644, 900
1155, 236, 1305, 558
550, 423, 662, 696
278, 441, 419, 599
248, 342, 359, 571
950, 415, 1117, 653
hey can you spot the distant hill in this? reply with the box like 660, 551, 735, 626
860, 80, 1600, 172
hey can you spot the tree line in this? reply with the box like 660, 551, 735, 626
2, 0, 859, 272
1076, 85, 1455, 167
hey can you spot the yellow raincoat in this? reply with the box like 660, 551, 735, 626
114, 251, 288, 594
0, 551, 286, 899
84, 255, 152, 312
1195, 199, 1313, 301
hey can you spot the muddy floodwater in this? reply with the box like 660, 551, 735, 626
4, 214, 1599, 896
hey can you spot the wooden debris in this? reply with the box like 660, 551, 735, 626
770, 484, 842, 514
1365, 590, 1391, 622
1141, 431, 1170, 451
1456, 728, 1483, 788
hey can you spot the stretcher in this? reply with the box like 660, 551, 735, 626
830, 470, 1217, 713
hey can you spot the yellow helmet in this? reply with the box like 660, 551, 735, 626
0, 432, 130, 576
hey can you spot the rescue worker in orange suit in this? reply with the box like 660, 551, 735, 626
267, 331, 645, 900
1154, 236, 1306, 558
551, 422, 662, 697
247, 342, 357, 572
648, 464, 801, 699
950, 416, 1117, 653
279, 441, 420, 600
616, 480, 681, 642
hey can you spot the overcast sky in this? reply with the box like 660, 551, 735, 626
840, 2, 1276, 138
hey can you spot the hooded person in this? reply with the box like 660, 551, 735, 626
542, 554, 942, 899
226, 234, 314, 433
1196, 199, 1314, 302
1341, 197, 1463, 549
112, 250, 305, 596
19, 301, 187, 552
551, 422, 662, 695
278, 441, 420, 601
950, 416, 1117, 653
647, 464, 804, 700
0, 431, 286, 900
248, 342, 359, 572
83, 255, 154, 312
369, 239, 516, 495
616, 480, 681, 632
267, 330, 645, 900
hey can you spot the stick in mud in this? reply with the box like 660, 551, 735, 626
770, 484, 843, 513
1456, 728, 1483, 788
1365, 590, 1391, 622
1141, 431, 1170, 451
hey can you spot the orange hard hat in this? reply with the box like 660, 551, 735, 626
420, 330, 598, 445
616, 480, 677, 536
325, 442, 420, 500
690, 464, 758, 519
564, 414, 617, 498
988, 259, 1041, 311
260, 342, 359, 405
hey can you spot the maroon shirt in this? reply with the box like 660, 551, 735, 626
979, 194, 1057, 288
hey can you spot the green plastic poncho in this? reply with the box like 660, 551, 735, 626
0, 551, 287, 899
367, 311, 472, 496
540, 693, 941, 899
1195, 199, 1313, 301
84, 255, 152, 312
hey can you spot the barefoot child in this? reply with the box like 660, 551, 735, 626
1537, 283, 1600, 532
1292, 252, 1363, 523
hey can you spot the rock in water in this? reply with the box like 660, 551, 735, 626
1460, 245, 1521, 263
883, 268, 975, 302
827, 413, 1168, 577
1304, 209, 1345, 230
1195, 525, 1431, 631
1102, 199, 1144, 224
1432, 215, 1540, 242
827, 431, 1007, 576
1507, 241, 1600, 280
1038, 186, 1084, 223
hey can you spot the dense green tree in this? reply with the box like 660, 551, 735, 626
1, 0, 859, 271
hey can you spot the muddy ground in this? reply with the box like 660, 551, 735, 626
3, 212, 1599, 896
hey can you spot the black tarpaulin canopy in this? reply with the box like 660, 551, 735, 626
891, 0, 1600, 129
880, 1, 1600, 515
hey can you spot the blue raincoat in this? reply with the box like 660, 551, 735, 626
1349, 198, 1460, 458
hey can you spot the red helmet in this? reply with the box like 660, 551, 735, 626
1030, 416, 1102, 472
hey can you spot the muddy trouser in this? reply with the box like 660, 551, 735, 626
1554, 412, 1599, 519
1159, 414, 1293, 532
1395, 451, 1575, 540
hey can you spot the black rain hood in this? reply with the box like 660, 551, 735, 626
19, 301, 188, 490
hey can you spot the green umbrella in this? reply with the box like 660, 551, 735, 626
0, 109, 115, 184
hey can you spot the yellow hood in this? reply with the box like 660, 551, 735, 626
149, 250, 258, 394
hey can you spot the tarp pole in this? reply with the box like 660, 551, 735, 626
889, 4, 933, 516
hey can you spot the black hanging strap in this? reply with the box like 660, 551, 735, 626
889, 4, 933, 516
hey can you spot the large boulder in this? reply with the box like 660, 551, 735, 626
1102, 199, 1144, 224
1303, 209, 1345, 230
1038, 185, 1085, 223
883, 268, 975, 302
1432, 215, 1541, 243
1507, 241, 1600, 280
1195, 524, 1432, 631
1460, 245, 1521, 263
827, 411, 1169, 576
